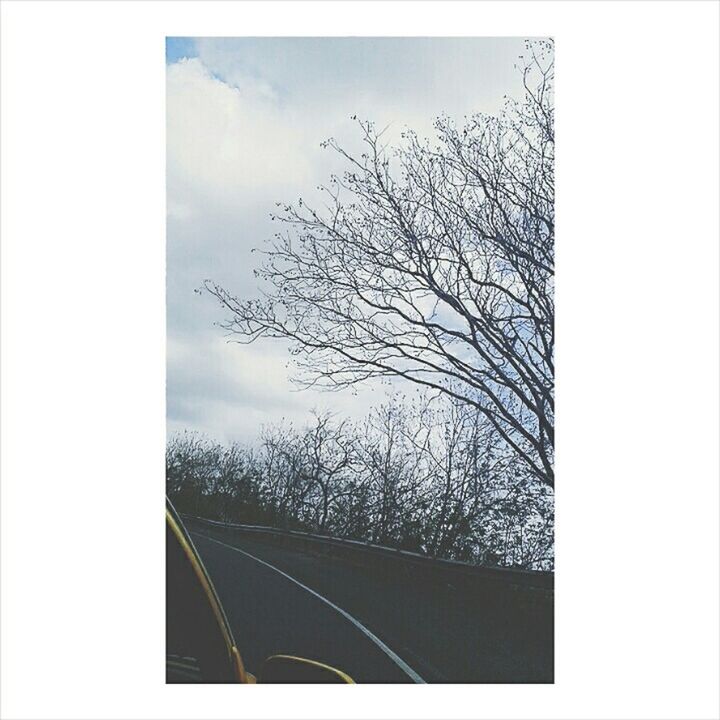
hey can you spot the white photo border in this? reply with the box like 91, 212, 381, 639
1, 2, 718, 719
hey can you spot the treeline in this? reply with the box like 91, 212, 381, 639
167, 395, 553, 570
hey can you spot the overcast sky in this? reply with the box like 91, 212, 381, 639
166, 37, 528, 444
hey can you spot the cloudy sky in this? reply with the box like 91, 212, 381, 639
166, 37, 528, 444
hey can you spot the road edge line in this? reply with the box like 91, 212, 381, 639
196, 532, 427, 684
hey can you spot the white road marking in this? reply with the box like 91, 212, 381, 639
196, 533, 427, 684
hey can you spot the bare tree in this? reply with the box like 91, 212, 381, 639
167, 389, 554, 569
257, 412, 355, 532
298, 412, 355, 532
166, 432, 221, 515
256, 421, 309, 527
355, 400, 426, 546
204, 42, 554, 487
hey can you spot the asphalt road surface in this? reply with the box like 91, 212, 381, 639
188, 524, 553, 684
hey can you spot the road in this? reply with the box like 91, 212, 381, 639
188, 523, 553, 684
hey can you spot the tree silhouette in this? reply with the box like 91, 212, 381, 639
205, 41, 554, 487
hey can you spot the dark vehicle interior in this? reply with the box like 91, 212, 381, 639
166, 518, 239, 682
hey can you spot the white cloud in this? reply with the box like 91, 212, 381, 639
166, 39, 530, 443
167, 333, 384, 444
167, 57, 312, 209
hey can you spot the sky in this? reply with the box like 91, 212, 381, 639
166, 37, 528, 444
